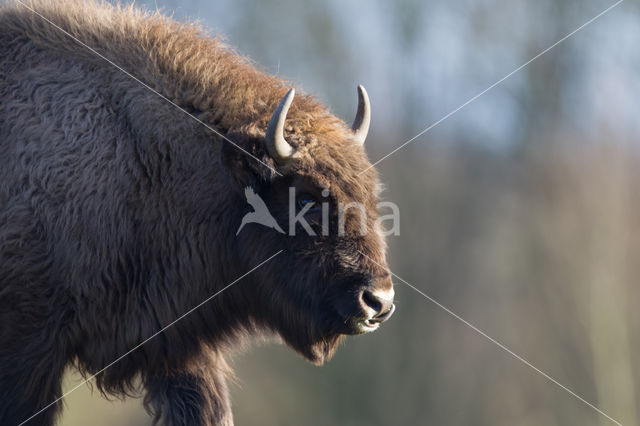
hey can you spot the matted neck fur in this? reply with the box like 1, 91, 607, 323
0, 1, 394, 425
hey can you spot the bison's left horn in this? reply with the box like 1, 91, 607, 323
265, 88, 296, 164
351, 85, 371, 146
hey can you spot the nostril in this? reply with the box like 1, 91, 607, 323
361, 290, 383, 314
372, 303, 395, 322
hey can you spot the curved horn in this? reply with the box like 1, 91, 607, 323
351, 85, 371, 146
265, 88, 296, 163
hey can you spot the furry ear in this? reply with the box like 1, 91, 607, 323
221, 129, 279, 191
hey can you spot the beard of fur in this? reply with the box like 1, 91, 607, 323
267, 285, 346, 365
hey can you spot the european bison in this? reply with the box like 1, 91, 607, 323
0, 1, 395, 425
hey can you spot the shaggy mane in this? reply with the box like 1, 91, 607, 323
0, 0, 346, 139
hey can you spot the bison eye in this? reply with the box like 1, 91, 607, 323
296, 193, 319, 211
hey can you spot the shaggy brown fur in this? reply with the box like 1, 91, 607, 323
0, 1, 393, 425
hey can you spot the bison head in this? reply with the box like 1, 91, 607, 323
222, 86, 394, 364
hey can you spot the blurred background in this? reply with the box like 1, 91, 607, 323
60, 0, 640, 424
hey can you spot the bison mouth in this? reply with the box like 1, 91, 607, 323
338, 303, 396, 335
280, 301, 395, 365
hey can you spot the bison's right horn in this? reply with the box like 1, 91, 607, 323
265, 88, 296, 164
351, 85, 371, 146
